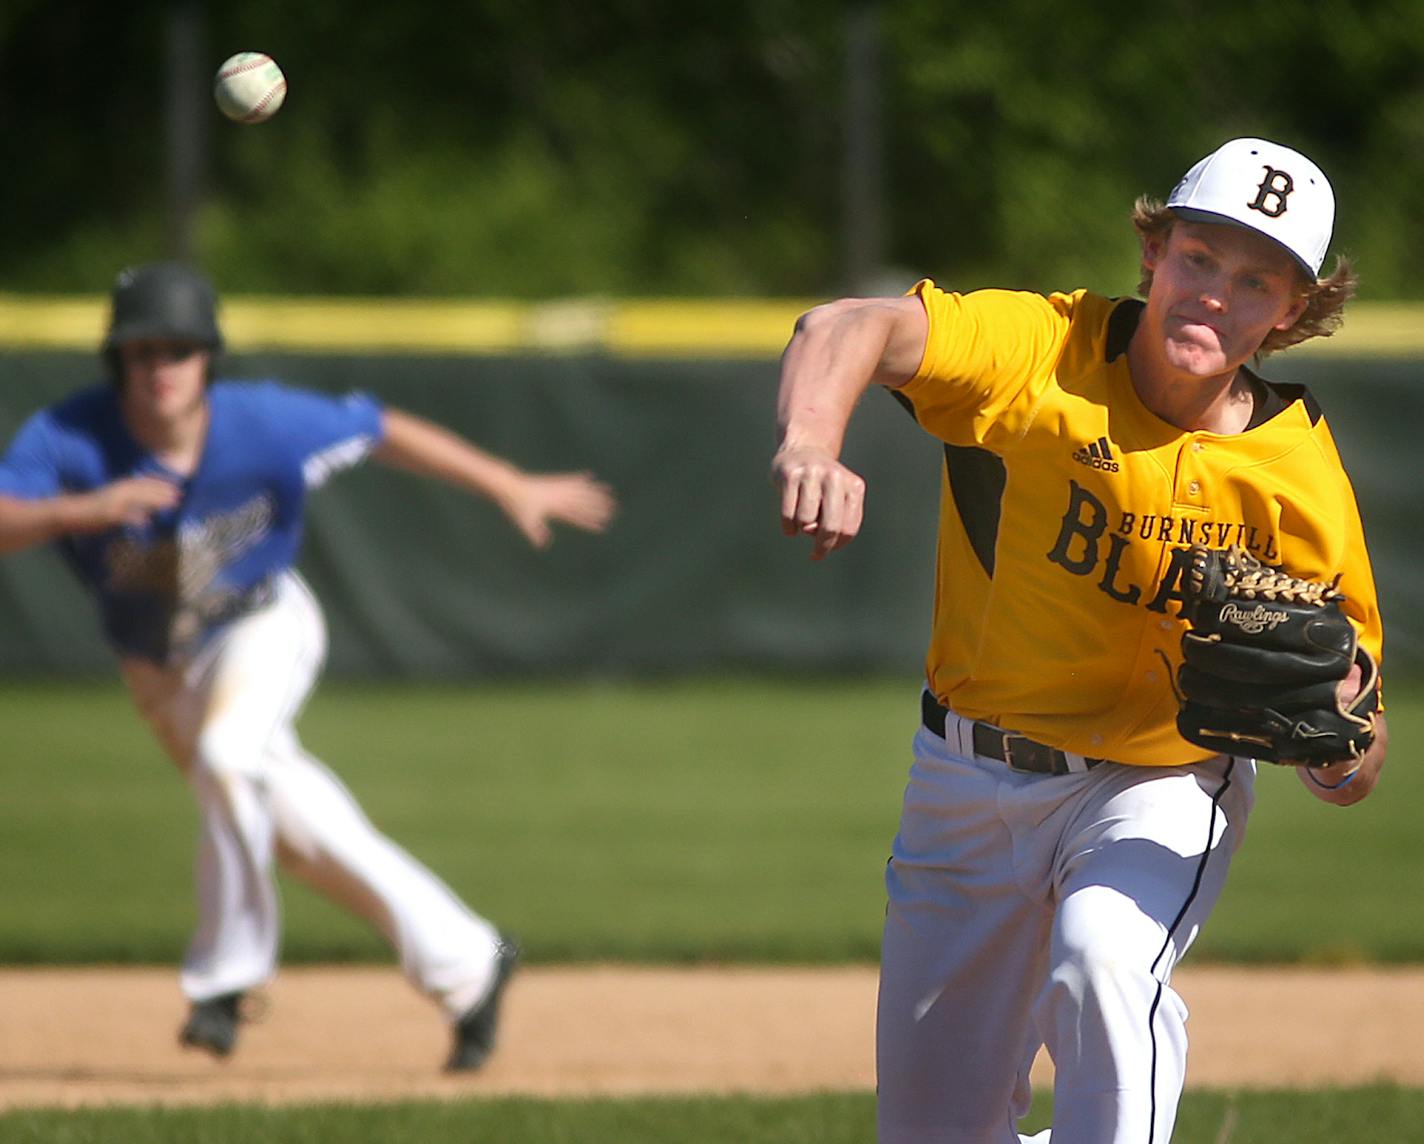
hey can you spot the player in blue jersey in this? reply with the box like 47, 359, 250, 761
0, 262, 617, 1071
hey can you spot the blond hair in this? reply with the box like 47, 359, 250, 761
1130, 196, 1357, 356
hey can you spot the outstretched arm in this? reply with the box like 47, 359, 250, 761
0, 477, 180, 554
772, 296, 928, 560
370, 407, 616, 549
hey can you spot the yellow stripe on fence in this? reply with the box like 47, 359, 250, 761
1293, 305, 1424, 358
224, 298, 529, 353
0, 296, 814, 357
0, 295, 1417, 358
605, 301, 812, 357
0, 298, 109, 349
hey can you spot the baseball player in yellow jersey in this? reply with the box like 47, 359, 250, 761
771, 137, 1388, 1143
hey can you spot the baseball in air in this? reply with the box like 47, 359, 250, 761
213, 52, 287, 123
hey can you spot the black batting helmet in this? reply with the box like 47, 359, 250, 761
102, 261, 224, 362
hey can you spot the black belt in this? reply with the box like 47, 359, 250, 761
920, 691, 1106, 776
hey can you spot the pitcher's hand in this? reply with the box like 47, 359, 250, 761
772, 444, 865, 560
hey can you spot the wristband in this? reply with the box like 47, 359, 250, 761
1306, 764, 1362, 791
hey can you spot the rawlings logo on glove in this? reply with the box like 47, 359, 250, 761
1174, 544, 1380, 767
1218, 602, 1291, 634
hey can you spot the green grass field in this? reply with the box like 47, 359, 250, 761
0, 676, 1420, 965
3, 678, 1422, 1140
4, 1087, 1424, 1143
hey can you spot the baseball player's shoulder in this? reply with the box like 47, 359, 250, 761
915, 279, 1090, 322
1050, 289, 1129, 351
970, 286, 1116, 350
0, 385, 122, 492
214, 379, 381, 410
912, 281, 1083, 370
1256, 376, 1329, 430
202, 380, 332, 456
27, 384, 123, 454
1070, 289, 1128, 325
208, 377, 306, 408
1025, 289, 1127, 380
208, 378, 366, 425
46, 383, 119, 427
1242, 367, 1346, 459
206, 380, 386, 478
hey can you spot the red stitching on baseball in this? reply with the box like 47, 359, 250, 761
218, 55, 275, 81
239, 80, 287, 123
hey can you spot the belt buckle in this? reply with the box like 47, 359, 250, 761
1001, 734, 1056, 775
1000, 734, 1031, 772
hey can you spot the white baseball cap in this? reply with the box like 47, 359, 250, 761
1166, 137, 1334, 277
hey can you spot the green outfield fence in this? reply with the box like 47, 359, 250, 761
0, 297, 1420, 679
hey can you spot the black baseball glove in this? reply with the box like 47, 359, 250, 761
1174, 544, 1379, 766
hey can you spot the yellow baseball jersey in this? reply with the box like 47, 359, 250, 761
894, 280, 1384, 767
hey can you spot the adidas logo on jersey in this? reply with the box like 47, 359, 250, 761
1072, 437, 1120, 472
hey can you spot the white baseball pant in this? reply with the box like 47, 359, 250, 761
876, 702, 1254, 1144
121, 571, 503, 1019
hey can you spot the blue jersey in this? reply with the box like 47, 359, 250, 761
0, 380, 385, 664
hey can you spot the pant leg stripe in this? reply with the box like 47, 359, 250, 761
1145, 759, 1236, 1144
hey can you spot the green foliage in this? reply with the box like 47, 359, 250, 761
2, 4, 1422, 296
0, 678, 1420, 966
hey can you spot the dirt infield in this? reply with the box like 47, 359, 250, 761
2, 965, 1423, 1109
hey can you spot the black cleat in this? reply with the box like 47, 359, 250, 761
445, 939, 521, 1072
178, 991, 245, 1058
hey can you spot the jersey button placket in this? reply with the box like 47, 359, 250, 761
1174, 437, 1207, 509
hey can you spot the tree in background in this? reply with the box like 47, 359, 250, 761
1, 1, 1421, 299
